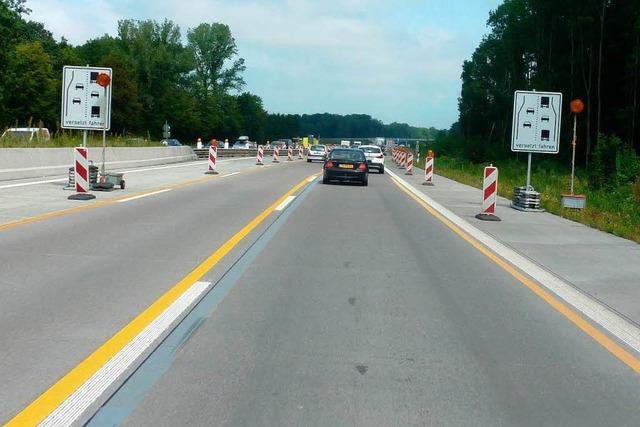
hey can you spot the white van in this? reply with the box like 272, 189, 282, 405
340, 140, 350, 148
1, 127, 51, 143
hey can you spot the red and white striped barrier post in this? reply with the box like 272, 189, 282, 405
256, 145, 264, 165
405, 153, 414, 175
475, 165, 501, 221
423, 156, 434, 186
205, 145, 219, 175
273, 145, 280, 163
398, 151, 405, 169
68, 147, 96, 200
287, 146, 293, 161
298, 146, 304, 159
393, 149, 397, 164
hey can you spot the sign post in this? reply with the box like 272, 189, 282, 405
61, 65, 113, 195
511, 90, 562, 211
561, 99, 587, 209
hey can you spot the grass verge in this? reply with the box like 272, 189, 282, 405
0, 134, 163, 148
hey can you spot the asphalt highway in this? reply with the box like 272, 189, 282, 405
2, 160, 640, 426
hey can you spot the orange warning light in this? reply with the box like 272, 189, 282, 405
96, 73, 111, 88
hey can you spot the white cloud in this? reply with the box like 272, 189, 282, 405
26, 0, 494, 128
28, 0, 120, 43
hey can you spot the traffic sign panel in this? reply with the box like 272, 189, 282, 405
511, 90, 562, 154
61, 66, 112, 131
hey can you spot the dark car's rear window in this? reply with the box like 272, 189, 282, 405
329, 149, 365, 161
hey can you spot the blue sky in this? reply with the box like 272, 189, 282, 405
28, 0, 502, 129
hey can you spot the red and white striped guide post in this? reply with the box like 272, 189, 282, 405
423, 156, 434, 186
405, 153, 414, 175
68, 147, 96, 200
287, 146, 293, 161
393, 149, 398, 164
475, 165, 501, 221
205, 145, 219, 175
298, 146, 304, 159
273, 145, 280, 163
256, 145, 264, 165
75, 147, 89, 192
398, 151, 406, 169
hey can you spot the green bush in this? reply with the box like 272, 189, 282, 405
588, 134, 640, 189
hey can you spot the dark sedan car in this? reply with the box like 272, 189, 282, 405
322, 148, 369, 186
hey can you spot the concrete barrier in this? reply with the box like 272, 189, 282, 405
193, 148, 307, 160
0, 147, 197, 181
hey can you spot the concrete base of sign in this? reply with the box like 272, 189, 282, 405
561, 194, 586, 209
511, 203, 545, 213
475, 213, 501, 222
204, 170, 219, 175
68, 193, 96, 201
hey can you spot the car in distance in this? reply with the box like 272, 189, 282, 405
307, 144, 327, 162
0, 127, 51, 143
233, 141, 250, 149
323, 148, 368, 186
161, 138, 182, 146
358, 145, 385, 174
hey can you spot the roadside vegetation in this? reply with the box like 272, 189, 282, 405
0, 129, 162, 148
415, 136, 640, 243
0, 0, 431, 144
422, 0, 640, 244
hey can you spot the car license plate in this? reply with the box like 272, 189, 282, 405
339, 164, 354, 169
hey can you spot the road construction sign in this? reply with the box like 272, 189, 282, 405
511, 90, 562, 154
61, 66, 112, 131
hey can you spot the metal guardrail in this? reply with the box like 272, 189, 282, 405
193, 148, 307, 160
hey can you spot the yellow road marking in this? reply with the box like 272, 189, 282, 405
6, 173, 319, 426
391, 177, 640, 375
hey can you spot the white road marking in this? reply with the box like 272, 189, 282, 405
219, 172, 240, 178
386, 168, 640, 354
306, 176, 317, 182
275, 195, 296, 211
0, 156, 255, 190
0, 178, 66, 189
117, 189, 172, 203
39, 281, 213, 427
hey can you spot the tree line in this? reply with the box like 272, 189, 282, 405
0, 0, 431, 143
455, 0, 640, 186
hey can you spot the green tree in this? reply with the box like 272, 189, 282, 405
118, 19, 193, 136
186, 23, 246, 102
235, 92, 267, 141
5, 41, 57, 126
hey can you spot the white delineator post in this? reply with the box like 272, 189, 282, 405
205, 145, 219, 175
475, 165, 501, 221
423, 156, 434, 186
405, 153, 414, 175
273, 146, 280, 163
68, 147, 96, 200
256, 145, 264, 165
